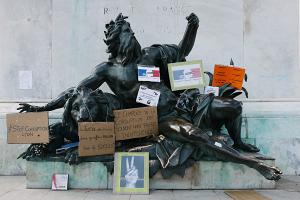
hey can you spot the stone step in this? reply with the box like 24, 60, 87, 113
26, 156, 276, 190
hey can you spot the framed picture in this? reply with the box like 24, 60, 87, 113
168, 60, 206, 91
113, 152, 149, 194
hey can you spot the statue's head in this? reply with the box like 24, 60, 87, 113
62, 87, 122, 132
104, 13, 142, 65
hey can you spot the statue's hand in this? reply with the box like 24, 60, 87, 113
124, 157, 138, 188
64, 148, 81, 165
186, 13, 199, 27
17, 103, 43, 113
17, 144, 47, 160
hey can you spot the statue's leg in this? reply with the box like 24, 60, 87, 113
225, 114, 260, 152
159, 118, 281, 180
210, 97, 259, 152
18, 122, 65, 160
47, 122, 65, 153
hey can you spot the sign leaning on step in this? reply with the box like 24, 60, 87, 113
114, 152, 149, 195
6, 112, 49, 144
52, 174, 69, 191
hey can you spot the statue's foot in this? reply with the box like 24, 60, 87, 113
233, 142, 260, 153
256, 162, 282, 181
18, 144, 47, 160
64, 148, 81, 165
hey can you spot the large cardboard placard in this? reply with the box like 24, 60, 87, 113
6, 112, 49, 144
212, 64, 245, 90
114, 107, 158, 141
78, 122, 115, 157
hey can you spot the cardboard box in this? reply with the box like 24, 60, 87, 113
212, 64, 245, 90
114, 107, 159, 141
6, 112, 49, 144
78, 122, 115, 157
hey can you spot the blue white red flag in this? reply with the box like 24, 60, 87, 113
138, 65, 160, 82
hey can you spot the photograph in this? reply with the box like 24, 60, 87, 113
114, 152, 149, 194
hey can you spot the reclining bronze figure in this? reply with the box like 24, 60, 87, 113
18, 13, 281, 180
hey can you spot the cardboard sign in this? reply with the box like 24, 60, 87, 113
6, 112, 49, 144
52, 174, 68, 190
138, 65, 160, 82
212, 65, 245, 90
136, 85, 160, 106
78, 122, 115, 157
168, 60, 205, 91
114, 107, 158, 141
204, 86, 219, 96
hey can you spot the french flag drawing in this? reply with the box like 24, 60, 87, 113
191, 68, 200, 78
138, 65, 160, 82
173, 70, 184, 80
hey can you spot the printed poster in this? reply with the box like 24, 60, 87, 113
138, 65, 160, 82
136, 85, 160, 107
168, 60, 205, 91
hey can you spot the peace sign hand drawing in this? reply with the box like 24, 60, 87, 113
124, 157, 138, 188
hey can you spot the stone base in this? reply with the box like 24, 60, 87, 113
26, 156, 276, 189
26, 161, 107, 189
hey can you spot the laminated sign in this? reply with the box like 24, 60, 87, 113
138, 65, 160, 82
6, 112, 49, 144
78, 122, 115, 156
168, 60, 205, 91
136, 85, 160, 107
212, 64, 245, 90
114, 107, 159, 141
204, 86, 219, 96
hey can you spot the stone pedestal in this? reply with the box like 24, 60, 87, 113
26, 154, 276, 189
26, 161, 107, 189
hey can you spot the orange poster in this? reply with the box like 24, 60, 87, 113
212, 64, 245, 90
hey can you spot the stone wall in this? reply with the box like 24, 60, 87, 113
0, 0, 299, 175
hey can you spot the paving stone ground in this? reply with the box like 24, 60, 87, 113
0, 176, 299, 200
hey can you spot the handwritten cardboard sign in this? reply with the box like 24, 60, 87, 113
212, 65, 245, 90
6, 112, 49, 144
78, 122, 115, 157
114, 107, 159, 141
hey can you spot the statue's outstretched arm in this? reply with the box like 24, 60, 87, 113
76, 62, 107, 90
177, 13, 199, 60
17, 63, 108, 112
18, 87, 75, 112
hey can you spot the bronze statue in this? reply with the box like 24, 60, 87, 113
18, 88, 122, 164
18, 13, 281, 180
